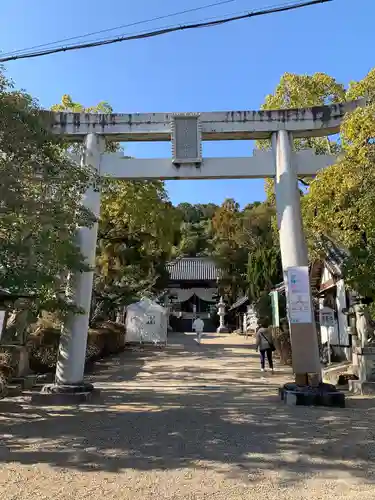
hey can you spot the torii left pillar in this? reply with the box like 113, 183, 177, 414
34, 133, 104, 404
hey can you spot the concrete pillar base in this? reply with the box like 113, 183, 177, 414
31, 382, 100, 405
279, 382, 345, 408
294, 372, 325, 387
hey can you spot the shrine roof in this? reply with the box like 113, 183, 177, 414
167, 257, 219, 281
229, 296, 249, 311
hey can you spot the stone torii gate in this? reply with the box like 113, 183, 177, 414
40, 100, 363, 401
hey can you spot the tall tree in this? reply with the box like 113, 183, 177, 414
174, 202, 217, 257
259, 72, 346, 204
51, 94, 119, 152
96, 179, 180, 315
243, 202, 283, 320
303, 68, 375, 299
212, 199, 248, 301
0, 72, 93, 313
51, 95, 181, 320
51, 94, 113, 114
260, 69, 375, 302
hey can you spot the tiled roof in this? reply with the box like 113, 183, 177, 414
167, 257, 220, 281
229, 296, 249, 311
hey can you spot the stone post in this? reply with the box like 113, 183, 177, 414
35, 134, 105, 403
272, 130, 321, 384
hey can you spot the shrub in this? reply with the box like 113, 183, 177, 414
28, 326, 61, 373
0, 350, 14, 396
272, 325, 292, 366
28, 321, 126, 373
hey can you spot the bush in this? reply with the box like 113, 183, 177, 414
87, 321, 125, 358
0, 350, 14, 396
28, 321, 126, 373
27, 326, 61, 373
272, 325, 292, 366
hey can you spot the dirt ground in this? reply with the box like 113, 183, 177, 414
0, 332, 375, 500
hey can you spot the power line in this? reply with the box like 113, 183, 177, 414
0, 0, 332, 63
45, 1, 302, 51
0, 0, 237, 58
0, 0, 329, 61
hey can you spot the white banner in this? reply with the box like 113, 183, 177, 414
286, 266, 313, 324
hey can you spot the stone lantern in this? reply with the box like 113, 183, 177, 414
217, 296, 229, 334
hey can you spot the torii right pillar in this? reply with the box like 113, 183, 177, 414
272, 130, 321, 385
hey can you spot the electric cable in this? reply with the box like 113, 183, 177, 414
0, 0, 332, 63
0, 0, 237, 58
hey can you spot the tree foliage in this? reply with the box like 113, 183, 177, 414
210, 199, 248, 301
94, 179, 181, 320
51, 94, 181, 320
169, 197, 283, 316
51, 94, 119, 153
12, 68, 375, 327
0, 70, 94, 313
209, 198, 282, 310
1, 63, 284, 325
51, 94, 113, 114
259, 72, 346, 204
303, 68, 375, 298
260, 68, 375, 302
173, 203, 217, 257
243, 203, 283, 321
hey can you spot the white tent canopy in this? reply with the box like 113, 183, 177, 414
125, 297, 168, 345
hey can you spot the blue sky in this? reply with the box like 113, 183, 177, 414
1, 0, 374, 207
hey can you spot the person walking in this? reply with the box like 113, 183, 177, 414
255, 322, 275, 373
192, 316, 204, 344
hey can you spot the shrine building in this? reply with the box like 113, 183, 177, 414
166, 257, 219, 332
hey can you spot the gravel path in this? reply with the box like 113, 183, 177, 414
1, 332, 375, 499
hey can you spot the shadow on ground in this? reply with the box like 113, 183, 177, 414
0, 332, 374, 486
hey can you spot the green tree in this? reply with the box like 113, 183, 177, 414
93, 180, 181, 320
242, 202, 283, 321
210, 198, 283, 307
173, 203, 217, 257
303, 68, 375, 299
241, 202, 277, 248
176, 203, 202, 224
261, 69, 375, 302
0, 71, 93, 313
258, 72, 346, 204
211, 199, 248, 301
51, 94, 113, 114
51, 94, 119, 153
51, 95, 181, 320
